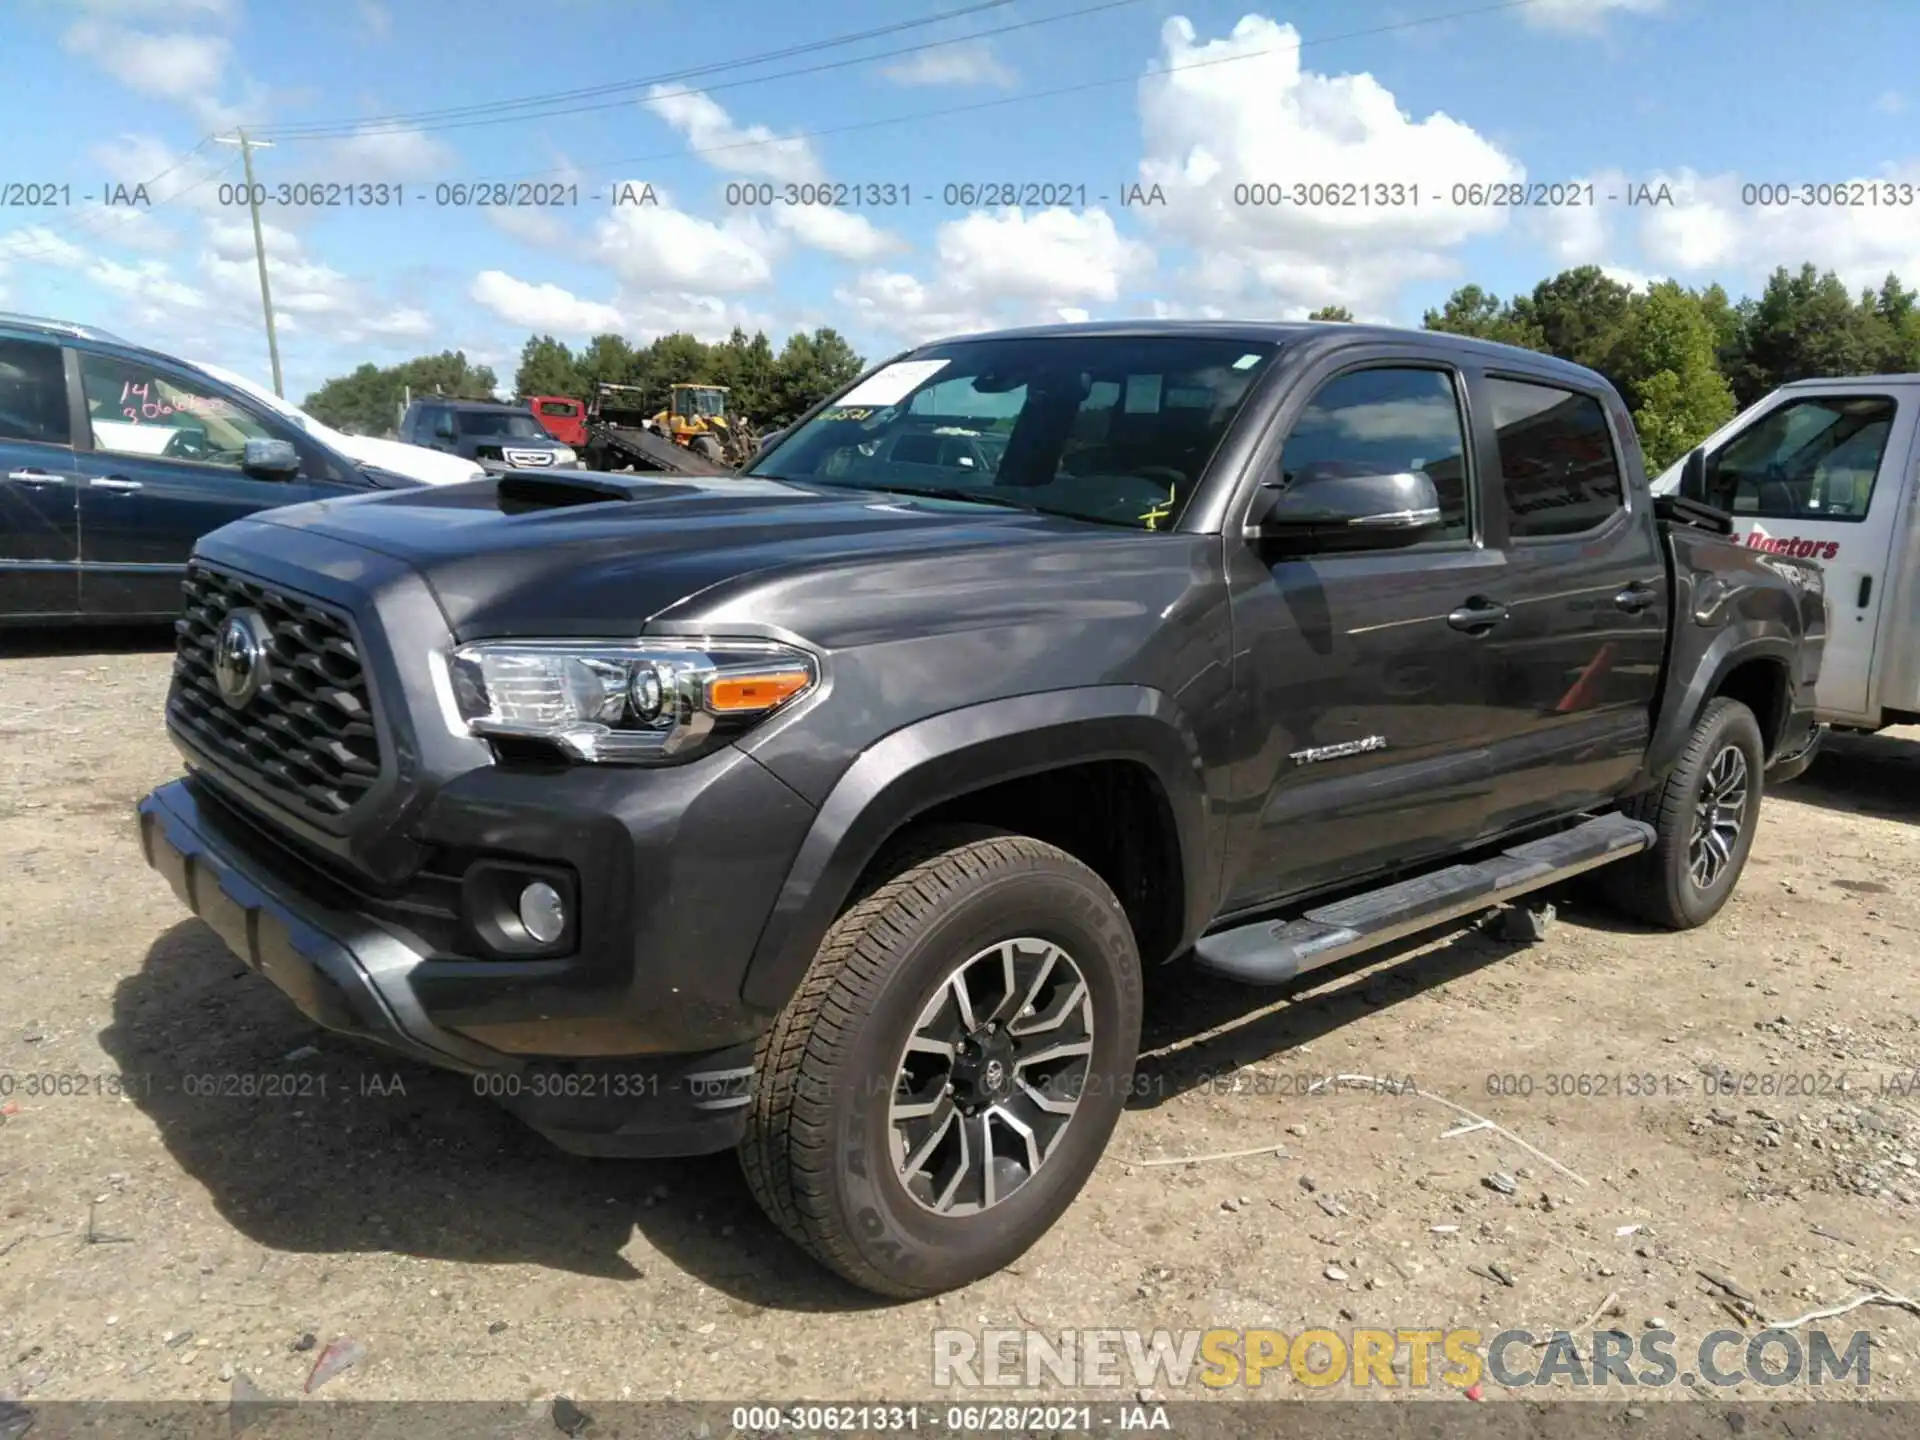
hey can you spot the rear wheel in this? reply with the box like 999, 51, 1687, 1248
738, 827, 1142, 1298
1603, 697, 1765, 929
692, 434, 724, 462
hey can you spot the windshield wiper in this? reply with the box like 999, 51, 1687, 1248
871, 483, 1040, 513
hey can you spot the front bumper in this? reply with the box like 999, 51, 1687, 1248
136, 777, 758, 1157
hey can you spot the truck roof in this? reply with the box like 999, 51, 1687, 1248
1778, 373, 1920, 387
914, 318, 1618, 392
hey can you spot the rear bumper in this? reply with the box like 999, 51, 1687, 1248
136, 777, 755, 1157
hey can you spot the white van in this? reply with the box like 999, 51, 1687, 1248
1652, 375, 1920, 731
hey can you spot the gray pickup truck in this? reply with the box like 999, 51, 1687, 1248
137, 321, 1825, 1297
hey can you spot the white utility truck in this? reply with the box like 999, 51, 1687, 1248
1653, 375, 1920, 731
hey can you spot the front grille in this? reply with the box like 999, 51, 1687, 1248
171, 564, 384, 820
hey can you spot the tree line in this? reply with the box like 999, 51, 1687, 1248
1324, 263, 1920, 471
302, 326, 866, 439
302, 263, 1920, 473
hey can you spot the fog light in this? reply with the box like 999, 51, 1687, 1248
518, 881, 566, 944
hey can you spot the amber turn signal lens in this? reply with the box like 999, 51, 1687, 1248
706, 669, 812, 713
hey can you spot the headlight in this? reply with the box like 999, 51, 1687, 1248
448, 638, 817, 764
552, 445, 577, 465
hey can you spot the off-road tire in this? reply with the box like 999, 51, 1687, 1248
693, 434, 724, 462
738, 826, 1142, 1298
1603, 697, 1765, 930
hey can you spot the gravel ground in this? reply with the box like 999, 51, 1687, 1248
3, 629, 1919, 1410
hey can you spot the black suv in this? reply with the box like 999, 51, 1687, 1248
399, 397, 576, 472
137, 321, 1824, 1299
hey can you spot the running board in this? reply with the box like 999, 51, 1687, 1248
1191, 813, 1655, 986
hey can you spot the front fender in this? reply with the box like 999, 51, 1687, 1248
739, 686, 1213, 1011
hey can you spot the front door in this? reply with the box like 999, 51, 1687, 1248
1225, 360, 1505, 910
73, 349, 318, 616
0, 337, 80, 618
1700, 391, 1912, 721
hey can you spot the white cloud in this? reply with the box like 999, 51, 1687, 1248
471, 270, 625, 334
323, 126, 457, 181
359, 306, 434, 339
592, 190, 782, 291
835, 207, 1153, 343
88, 255, 208, 311
63, 0, 236, 14
617, 292, 783, 345
1136, 16, 1520, 317
89, 134, 230, 211
881, 41, 1016, 88
774, 205, 905, 262
1876, 91, 1908, 116
62, 19, 237, 125
644, 85, 822, 183
1520, 0, 1666, 33
0, 227, 90, 268
1635, 165, 1920, 291
489, 205, 573, 250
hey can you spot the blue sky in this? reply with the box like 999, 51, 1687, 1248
3, 0, 1917, 406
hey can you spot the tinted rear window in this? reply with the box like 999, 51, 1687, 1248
1487, 378, 1625, 538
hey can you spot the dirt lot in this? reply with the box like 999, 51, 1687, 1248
3, 630, 1919, 1410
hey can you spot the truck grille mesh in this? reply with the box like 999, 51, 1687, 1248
169, 564, 383, 819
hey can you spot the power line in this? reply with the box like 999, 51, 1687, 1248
473, 0, 1545, 185
0, 140, 230, 266
252, 0, 1025, 139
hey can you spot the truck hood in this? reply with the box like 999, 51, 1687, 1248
249, 471, 1155, 641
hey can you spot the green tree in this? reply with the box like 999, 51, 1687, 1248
1421, 285, 1545, 350
302, 350, 497, 436
1307, 305, 1353, 321
514, 335, 583, 399
1616, 282, 1736, 472
1513, 266, 1636, 382
767, 327, 864, 425
1735, 264, 1885, 401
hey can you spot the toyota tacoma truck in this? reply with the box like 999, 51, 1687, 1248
136, 322, 1826, 1298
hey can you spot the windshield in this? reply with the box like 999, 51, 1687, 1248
458, 410, 546, 438
747, 335, 1277, 530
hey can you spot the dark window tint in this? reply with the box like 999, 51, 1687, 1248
457, 409, 544, 438
0, 339, 71, 446
1487, 378, 1624, 538
1706, 395, 1895, 522
1279, 367, 1471, 541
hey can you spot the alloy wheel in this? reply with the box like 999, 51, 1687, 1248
888, 937, 1095, 1216
1689, 743, 1749, 889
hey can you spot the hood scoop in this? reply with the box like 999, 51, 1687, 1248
495, 471, 698, 513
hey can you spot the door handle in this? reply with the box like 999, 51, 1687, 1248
1614, 580, 1657, 613
6, 468, 67, 486
88, 476, 143, 491
1447, 598, 1509, 633
1858, 575, 1873, 608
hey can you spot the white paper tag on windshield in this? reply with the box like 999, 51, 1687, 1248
836, 358, 951, 407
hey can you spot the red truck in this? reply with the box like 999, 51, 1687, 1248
524, 394, 587, 448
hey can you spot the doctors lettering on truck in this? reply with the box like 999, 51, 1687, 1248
1653, 376, 1920, 729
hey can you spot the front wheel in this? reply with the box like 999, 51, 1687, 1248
739, 827, 1142, 1298
1603, 696, 1765, 930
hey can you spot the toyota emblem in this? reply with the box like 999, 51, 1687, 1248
982, 1059, 1006, 1093
212, 609, 273, 709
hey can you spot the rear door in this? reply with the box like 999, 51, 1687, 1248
72, 348, 322, 616
0, 336, 81, 618
1465, 369, 1668, 822
1698, 389, 1912, 721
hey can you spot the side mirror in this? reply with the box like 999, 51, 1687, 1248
1245, 467, 1443, 549
242, 437, 300, 479
1677, 445, 1708, 503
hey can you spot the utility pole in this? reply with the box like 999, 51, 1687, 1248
214, 129, 283, 397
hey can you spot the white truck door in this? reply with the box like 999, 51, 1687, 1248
1698, 387, 1913, 723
